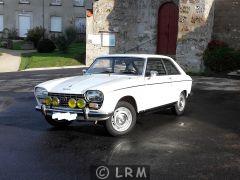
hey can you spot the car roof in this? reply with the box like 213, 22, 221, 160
97, 54, 174, 59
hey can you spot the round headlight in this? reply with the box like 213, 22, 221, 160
52, 97, 60, 107
35, 87, 48, 98
85, 90, 104, 102
77, 99, 86, 109
68, 98, 77, 109
44, 97, 52, 106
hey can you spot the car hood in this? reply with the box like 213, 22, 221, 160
36, 74, 143, 94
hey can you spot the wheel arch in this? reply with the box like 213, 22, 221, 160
182, 89, 192, 98
118, 96, 138, 113
182, 90, 187, 97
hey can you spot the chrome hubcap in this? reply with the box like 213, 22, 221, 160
178, 94, 186, 112
111, 107, 132, 132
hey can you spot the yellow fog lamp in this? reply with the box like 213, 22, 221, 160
77, 99, 86, 109
52, 97, 60, 107
44, 97, 52, 106
68, 98, 77, 109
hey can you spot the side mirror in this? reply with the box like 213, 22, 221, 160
150, 71, 158, 78
82, 69, 87, 75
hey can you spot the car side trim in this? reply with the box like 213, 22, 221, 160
139, 102, 177, 114
114, 80, 192, 91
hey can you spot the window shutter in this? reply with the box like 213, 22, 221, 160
0, 15, 3, 32
51, 17, 62, 32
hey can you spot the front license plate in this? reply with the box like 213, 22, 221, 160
52, 112, 77, 121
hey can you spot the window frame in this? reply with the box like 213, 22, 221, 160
50, 0, 62, 6
73, 0, 84, 7
74, 17, 86, 34
19, 0, 30, 4
145, 58, 167, 77
162, 58, 181, 75
50, 16, 62, 33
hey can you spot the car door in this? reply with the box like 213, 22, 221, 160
162, 58, 182, 102
143, 58, 173, 110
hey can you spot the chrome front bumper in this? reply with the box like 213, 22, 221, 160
36, 105, 112, 121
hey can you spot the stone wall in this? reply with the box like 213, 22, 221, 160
86, 0, 179, 66
86, 0, 215, 72
213, 0, 240, 49
177, 0, 215, 72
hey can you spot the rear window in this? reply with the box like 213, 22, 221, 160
162, 59, 180, 75
145, 58, 166, 76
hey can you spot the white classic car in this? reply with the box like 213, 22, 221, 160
35, 54, 192, 136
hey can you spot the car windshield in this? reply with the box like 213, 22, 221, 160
86, 57, 145, 75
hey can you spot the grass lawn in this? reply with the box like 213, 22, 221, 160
19, 43, 85, 70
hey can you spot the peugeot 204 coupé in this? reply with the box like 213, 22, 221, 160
35, 54, 192, 136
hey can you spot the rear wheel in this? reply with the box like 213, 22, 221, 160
172, 92, 187, 116
45, 116, 72, 127
105, 101, 136, 136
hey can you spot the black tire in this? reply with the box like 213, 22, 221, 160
45, 116, 72, 127
172, 92, 187, 116
105, 101, 137, 136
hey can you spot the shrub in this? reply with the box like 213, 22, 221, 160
74, 52, 86, 64
27, 26, 45, 48
54, 35, 69, 52
8, 28, 18, 40
207, 40, 228, 50
2, 28, 10, 39
204, 43, 240, 73
65, 26, 77, 45
12, 40, 24, 50
53, 26, 77, 52
37, 39, 56, 53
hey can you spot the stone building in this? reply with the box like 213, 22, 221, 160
0, 0, 91, 38
86, 0, 240, 72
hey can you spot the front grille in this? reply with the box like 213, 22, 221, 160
48, 93, 85, 108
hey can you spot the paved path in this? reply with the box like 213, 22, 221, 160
0, 48, 35, 73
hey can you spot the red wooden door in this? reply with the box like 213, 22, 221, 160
157, 2, 179, 55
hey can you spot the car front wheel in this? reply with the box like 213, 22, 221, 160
105, 101, 136, 136
172, 92, 187, 116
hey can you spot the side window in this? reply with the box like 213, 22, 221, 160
114, 59, 126, 73
145, 58, 166, 76
162, 59, 180, 75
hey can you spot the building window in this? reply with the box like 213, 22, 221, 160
73, 0, 84, 7
50, 0, 61, 6
19, 0, 30, 4
75, 17, 86, 33
50, 16, 62, 32
0, 15, 3, 32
